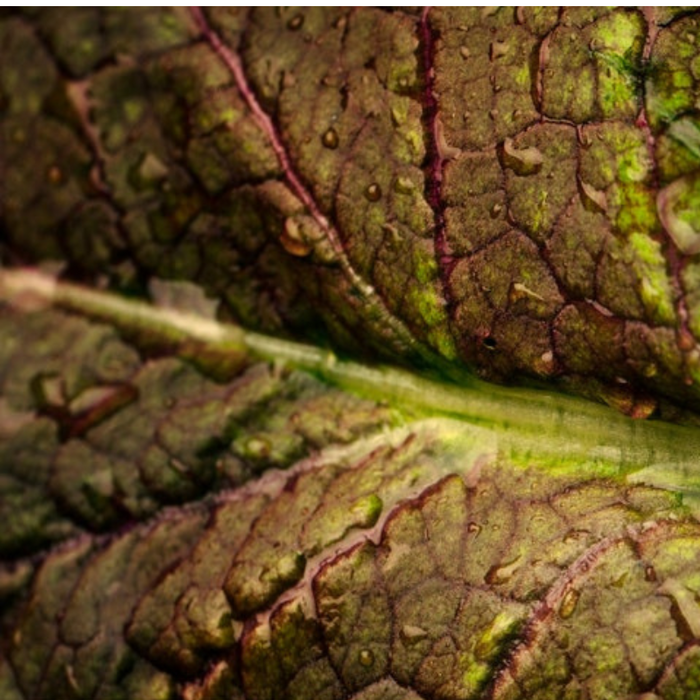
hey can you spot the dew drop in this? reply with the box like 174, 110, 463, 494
365, 183, 382, 202
559, 588, 580, 619
490, 40, 509, 60
358, 649, 374, 667
47, 165, 63, 185
678, 328, 696, 351
280, 216, 317, 257
138, 152, 169, 183
382, 223, 402, 245
502, 138, 543, 175
321, 127, 339, 149
510, 281, 545, 303
390, 105, 405, 127
642, 363, 658, 378
485, 554, 521, 584
287, 13, 304, 30
400, 624, 428, 645
168, 457, 188, 474
243, 436, 271, 459
579, 179, 608, 213
657, 176, 700, 255
394, 176, 415, 194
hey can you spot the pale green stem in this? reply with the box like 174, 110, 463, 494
2, 267, 700, 497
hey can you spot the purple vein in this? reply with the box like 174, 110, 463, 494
189, 7, 427, 347
419, 9, 452, 273
189, 7, 330, 234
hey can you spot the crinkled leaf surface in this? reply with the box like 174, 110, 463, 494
3, 7, 700, 700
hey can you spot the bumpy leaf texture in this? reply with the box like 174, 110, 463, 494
3, 7, 700, 700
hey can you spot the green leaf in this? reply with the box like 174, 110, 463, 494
3, 8, 700, 700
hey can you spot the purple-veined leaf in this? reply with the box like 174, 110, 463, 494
3, 8, 700, 700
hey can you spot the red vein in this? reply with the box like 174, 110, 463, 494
419, 7, 451, 272
188, 7, 458, 363
189, 8, 330, 234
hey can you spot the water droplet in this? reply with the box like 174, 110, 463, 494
280, 215, 324, 257
365, 183, 382, 202
47, 165, 63, 185
657, 176, 700, 255
577, 126, 592, 148
321, 127, 339, 149
394, 176, 415, 194
482, 336, 497, 351
559, 588, 579, 619
502, 138, 543, 175
490, 40, 509, 60
509, 281, 545, 303
287, 13, 304, 30
243, 436, 271, 459
678, 328, 696, 351
382, 223, 402, 245
168, 457, 188, 474
642, 363, 658, 378
485, 555, 521, 584
138, 152, 169, 183
390, 105, 405, 127
579, 179, 608, 213
358, 649, 374, 666
400, 624, 428, 645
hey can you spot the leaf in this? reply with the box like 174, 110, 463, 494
3, 7, 700, 700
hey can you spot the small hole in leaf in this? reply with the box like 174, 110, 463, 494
482, 336, 497, 350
